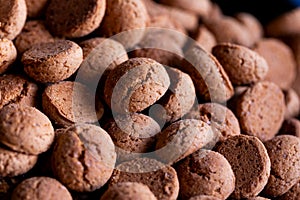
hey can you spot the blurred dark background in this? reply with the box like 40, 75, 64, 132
213, 0, 299, 24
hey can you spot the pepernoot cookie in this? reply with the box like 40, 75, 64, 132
103, 113, 160, 162
276, 180, 300, 200
99, 0, 148, 48
189, 195, 221, 200
109, 158, 179, 200
100, 182, 157, 200
0, 104, 54, 155
175, 149, 235, 200
78, 37, 128, 89
195, 25, 217, 53
22, 40, 83, 83
254, 38, 296, 90
25, 0, 48, 18
155, 119, 214, 164
263, 135, 300, 197
14, 20, 55, 54
0, 39, 17, 74
183, 44, 234, 102
42, 81, 104, 127
0, 0, 27, 40
212, 43, 269, 85
11, 177, 72, 200
184, 103, 240, 143
46, 0, 106, 38
52, 124, 116, 192
215, 135, 271, 199
236, 81, 285, 141
0, 146, 37, 177
150, 67, 196, 123
0, 74, 39, 110
279, 118, 300, 138
283, 89, 300, 119
104, 58, 170, 114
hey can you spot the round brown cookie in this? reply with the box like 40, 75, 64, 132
141, 0, 198, 32
185, 103, 240, 143
25, 0, 48, 18
158, 0, 212, 17
175, 150, 235, 199
0, 147, 37, 177
183, 44, 234, 102
100, 182, 157, 200
46, 0, 106, 38
78, 37, 128, 88
22, 40, 83, 83
0, 0, 27, 40
109, 158, 179, 200
104, 58, 170, 114
14, 20, 54, 54
0, 39, 17, 74
0, 104, 54, 155
266, 8, 300, 37
279, 118, 300, 137
263, 135, 300, 197
254, 38, 296, 90
236, 81, 285, 141
103, 113, 160, 162
276, 180, 300, 200
130, 29, 184, 68
284, 89, 300, 119
155, 119, 214, 164
235, 13, 263, 45
99, 0, 148, 48
11, 177, 72, 200
150, 67, 196, 123
52, 124, 116, 192
195, 25, 217, 53
189, 195, 221, 200
212, 43, 269, 85
42, 81, 104, 127
215, 135, 271, 199
204, 16, 253, 47
0, 74, 39, 110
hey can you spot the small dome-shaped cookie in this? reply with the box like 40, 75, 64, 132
0, 39, 17, 74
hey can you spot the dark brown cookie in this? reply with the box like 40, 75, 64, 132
52, 124, 116, 192
189, 195, 221, 200
185, 103, 240, 143
0, 39, 17, 74
42, 81, 104, 127
195, 25, 217, 53
25, 0, 48, 18
183, 44, 234, 102
109, 158, 179, 200
150, 67, 196, 123
263, 135, 300, 197
266, 8, 300, 37
100, 182, 157, 200
0, 104, 54, 155
279, 118, 300, 138
155, 119, 214, 164
215, 135, 271, 199
0, 147, 37, 177
175, 150, 235, 199
78, 37, 128, 88
212, 43, 269, 85
0, 0, 27, 40
99, 0, 148, 48
11, 177, 72, 200
14, 20, 54, 54
254, 38, 296, 90
103, 113, 160, 162
276, 180, 300, 200
46, 0, 106, 38
284, 89, 300, 119
22, 40, 83, 83
0, 74, 39, 110
237, 81, 285, 141
104, 58, 170, 113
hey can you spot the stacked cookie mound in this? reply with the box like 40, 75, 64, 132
0, 0, 300, 199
